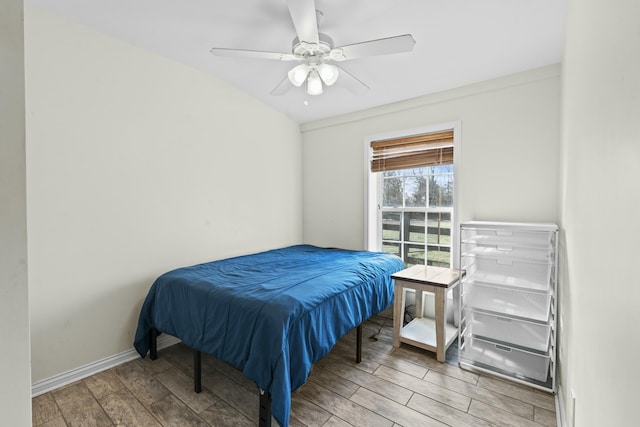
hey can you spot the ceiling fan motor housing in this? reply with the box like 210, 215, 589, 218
292, 33, 334, 62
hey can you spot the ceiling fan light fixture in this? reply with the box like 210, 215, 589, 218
306, 70, 323, 95
317, 63, 339, 86
288, 64, 311, 87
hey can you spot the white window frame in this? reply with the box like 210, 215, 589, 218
364, 121, 461, 269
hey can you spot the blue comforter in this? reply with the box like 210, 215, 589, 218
134, 244, 403, 426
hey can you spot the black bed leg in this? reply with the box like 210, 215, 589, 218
258, 389, 272, 427
356, 324, 362, 364
149, 329, 158, 360
194, 350, 202, 393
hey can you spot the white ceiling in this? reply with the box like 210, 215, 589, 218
26, 0, 568, 124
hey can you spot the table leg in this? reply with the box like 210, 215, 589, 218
452, 285, 460, 327
415, 290, 424, 319
393, 284, 403, 347
434, 288, 445, 362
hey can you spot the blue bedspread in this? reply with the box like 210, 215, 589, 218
134, 245, 403, 426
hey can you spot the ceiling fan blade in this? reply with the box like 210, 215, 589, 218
210, 48, 300, 61
270, 76, 294, 96
335, 65, 370, 95
333, 34, 416, 61
287, 0, 319, 46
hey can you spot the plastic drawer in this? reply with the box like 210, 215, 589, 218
462, 256, 552, 292
460, 336, 550, 382
461, 228, 553, 248
463, 282, 551, 322
464, 308, 551, 352
461, 243, 553, 263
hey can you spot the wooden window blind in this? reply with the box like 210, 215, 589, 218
370, 130, 454, 173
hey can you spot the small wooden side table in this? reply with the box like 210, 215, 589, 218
391, 265, 462, 362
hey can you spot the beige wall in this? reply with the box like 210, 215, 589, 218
301, 65, 561, 250
0, 0, 32, 423
559, 0, 640, 425
25, 6, 302, 382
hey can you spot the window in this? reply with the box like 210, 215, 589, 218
380, 166, 453, 267
366, 126, 458, 268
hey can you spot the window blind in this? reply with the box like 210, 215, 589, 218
370, 130, 454, 173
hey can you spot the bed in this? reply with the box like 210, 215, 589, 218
133, 244, 404, 427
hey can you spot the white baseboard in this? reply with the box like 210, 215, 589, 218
31, 334, 181, 397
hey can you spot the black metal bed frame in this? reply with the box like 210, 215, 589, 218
148, 324, 364, 427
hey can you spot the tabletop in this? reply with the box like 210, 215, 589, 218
391, 264, 462, 288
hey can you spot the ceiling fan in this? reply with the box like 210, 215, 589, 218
210, 0, 416, 96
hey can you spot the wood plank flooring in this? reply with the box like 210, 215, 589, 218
32, 314, 557, 426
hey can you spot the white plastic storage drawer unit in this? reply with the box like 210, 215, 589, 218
459, 221, 558, 392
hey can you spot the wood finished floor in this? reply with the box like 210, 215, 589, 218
32, 314, 557, 427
